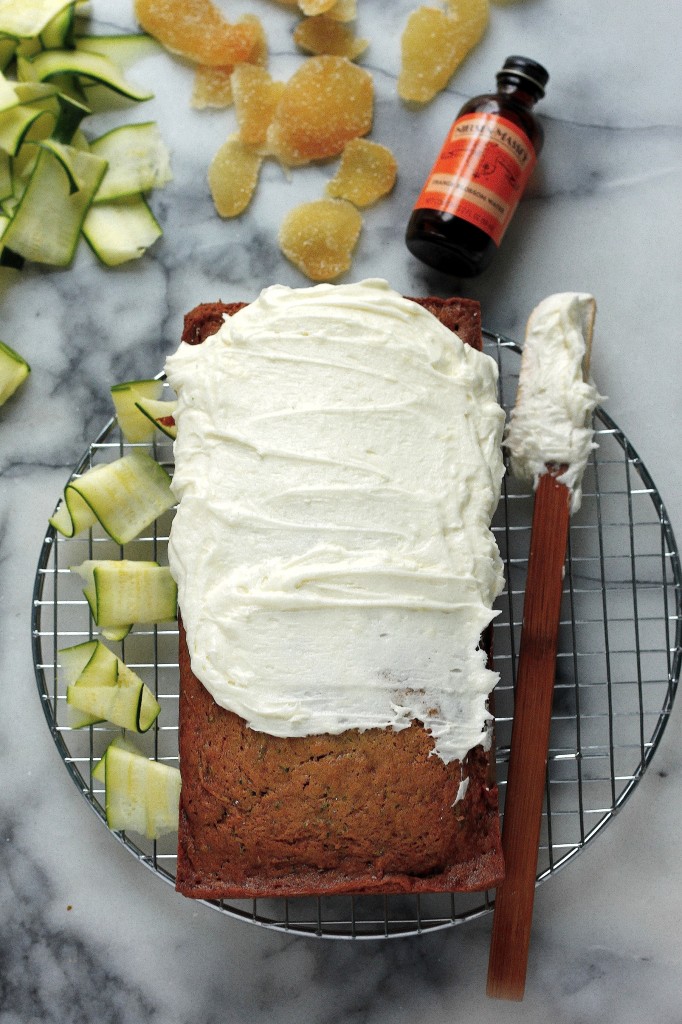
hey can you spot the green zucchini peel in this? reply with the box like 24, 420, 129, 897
60, 638, 161, 732
50, 450, 174, 543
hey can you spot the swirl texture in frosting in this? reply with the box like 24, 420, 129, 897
166, 279, 505, 764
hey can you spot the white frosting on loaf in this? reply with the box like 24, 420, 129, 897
166, 279, 505, 764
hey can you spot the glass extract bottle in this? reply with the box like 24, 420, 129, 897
405, 56, 549, 277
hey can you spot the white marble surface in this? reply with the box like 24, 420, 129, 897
2, 1, 681, 1021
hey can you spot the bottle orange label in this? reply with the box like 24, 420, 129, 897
413, 113, 537, 246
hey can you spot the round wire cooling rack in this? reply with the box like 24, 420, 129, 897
32, 330, 681, 940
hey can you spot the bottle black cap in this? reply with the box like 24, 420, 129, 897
497, 56, 549, 97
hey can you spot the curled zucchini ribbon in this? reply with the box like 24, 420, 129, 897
0, 339, 29, 404
111, 378, 177, 442
91, 736, 180, 839
71, 559, 178, 641
103, 740, 181, 839
60, 638, 161, 732
50, 450, 175, 544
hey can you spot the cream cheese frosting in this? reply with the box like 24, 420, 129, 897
166, 279, 506, 764
505, 292, 603, 512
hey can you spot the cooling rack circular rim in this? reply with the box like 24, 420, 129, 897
31, 329, 682, 941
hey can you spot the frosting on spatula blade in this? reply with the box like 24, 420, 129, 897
505, 292, 603, 513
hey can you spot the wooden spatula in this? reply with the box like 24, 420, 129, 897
487, 295, 596, 1000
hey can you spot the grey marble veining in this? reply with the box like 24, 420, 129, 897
2, 1, 681, 1021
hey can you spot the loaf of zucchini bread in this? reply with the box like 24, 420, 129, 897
167, 281, 506, 899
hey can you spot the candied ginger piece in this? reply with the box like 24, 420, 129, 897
325, 138, 397, 206
279, 199, 362, 280
446, 0, 489, 48
298, 0, 338, 13
243, 13, 269, 65
232, 65, 284, 146
192, 65, 234, 108
293, 16, 368, 60
134, 0, 263, 66
267, 55, 373, 166
324, 0, 357, 22
398, 4, 488, 103
208, 136, 262, 217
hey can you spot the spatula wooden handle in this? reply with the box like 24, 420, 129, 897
486, 468, 571, 1000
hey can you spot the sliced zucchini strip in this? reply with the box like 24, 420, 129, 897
91, 122, 171, 201
135, 396, 177, 440
83, 194, 162, 267
62, 638, 161, 732
12, 81, 59, 104
50, 450, 174, 544
0, 38, 16, 73
75, 34, 161, 69
104, 743, 181, 839
0, 102, 56, 155
92, 734, 142, 783
0, 339, 30, 405
16, 38, 42, 62
0, 0, 74, 40
1, 141, 106, 265
51, 88, 90, 144
59, 638, 99, 684
110, 378, 163, 443
38, 136, 98, 189
61, 638, 158, 729
72, 559, 178, 641
0, 72, 18, 113
59, 638, 103, 727
0, 153, 11, 201
40, 3, 74, 50
68, 682, 153, 733
20, 49, 153, 102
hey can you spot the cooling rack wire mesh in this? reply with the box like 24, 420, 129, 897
32, 330, 681, 939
